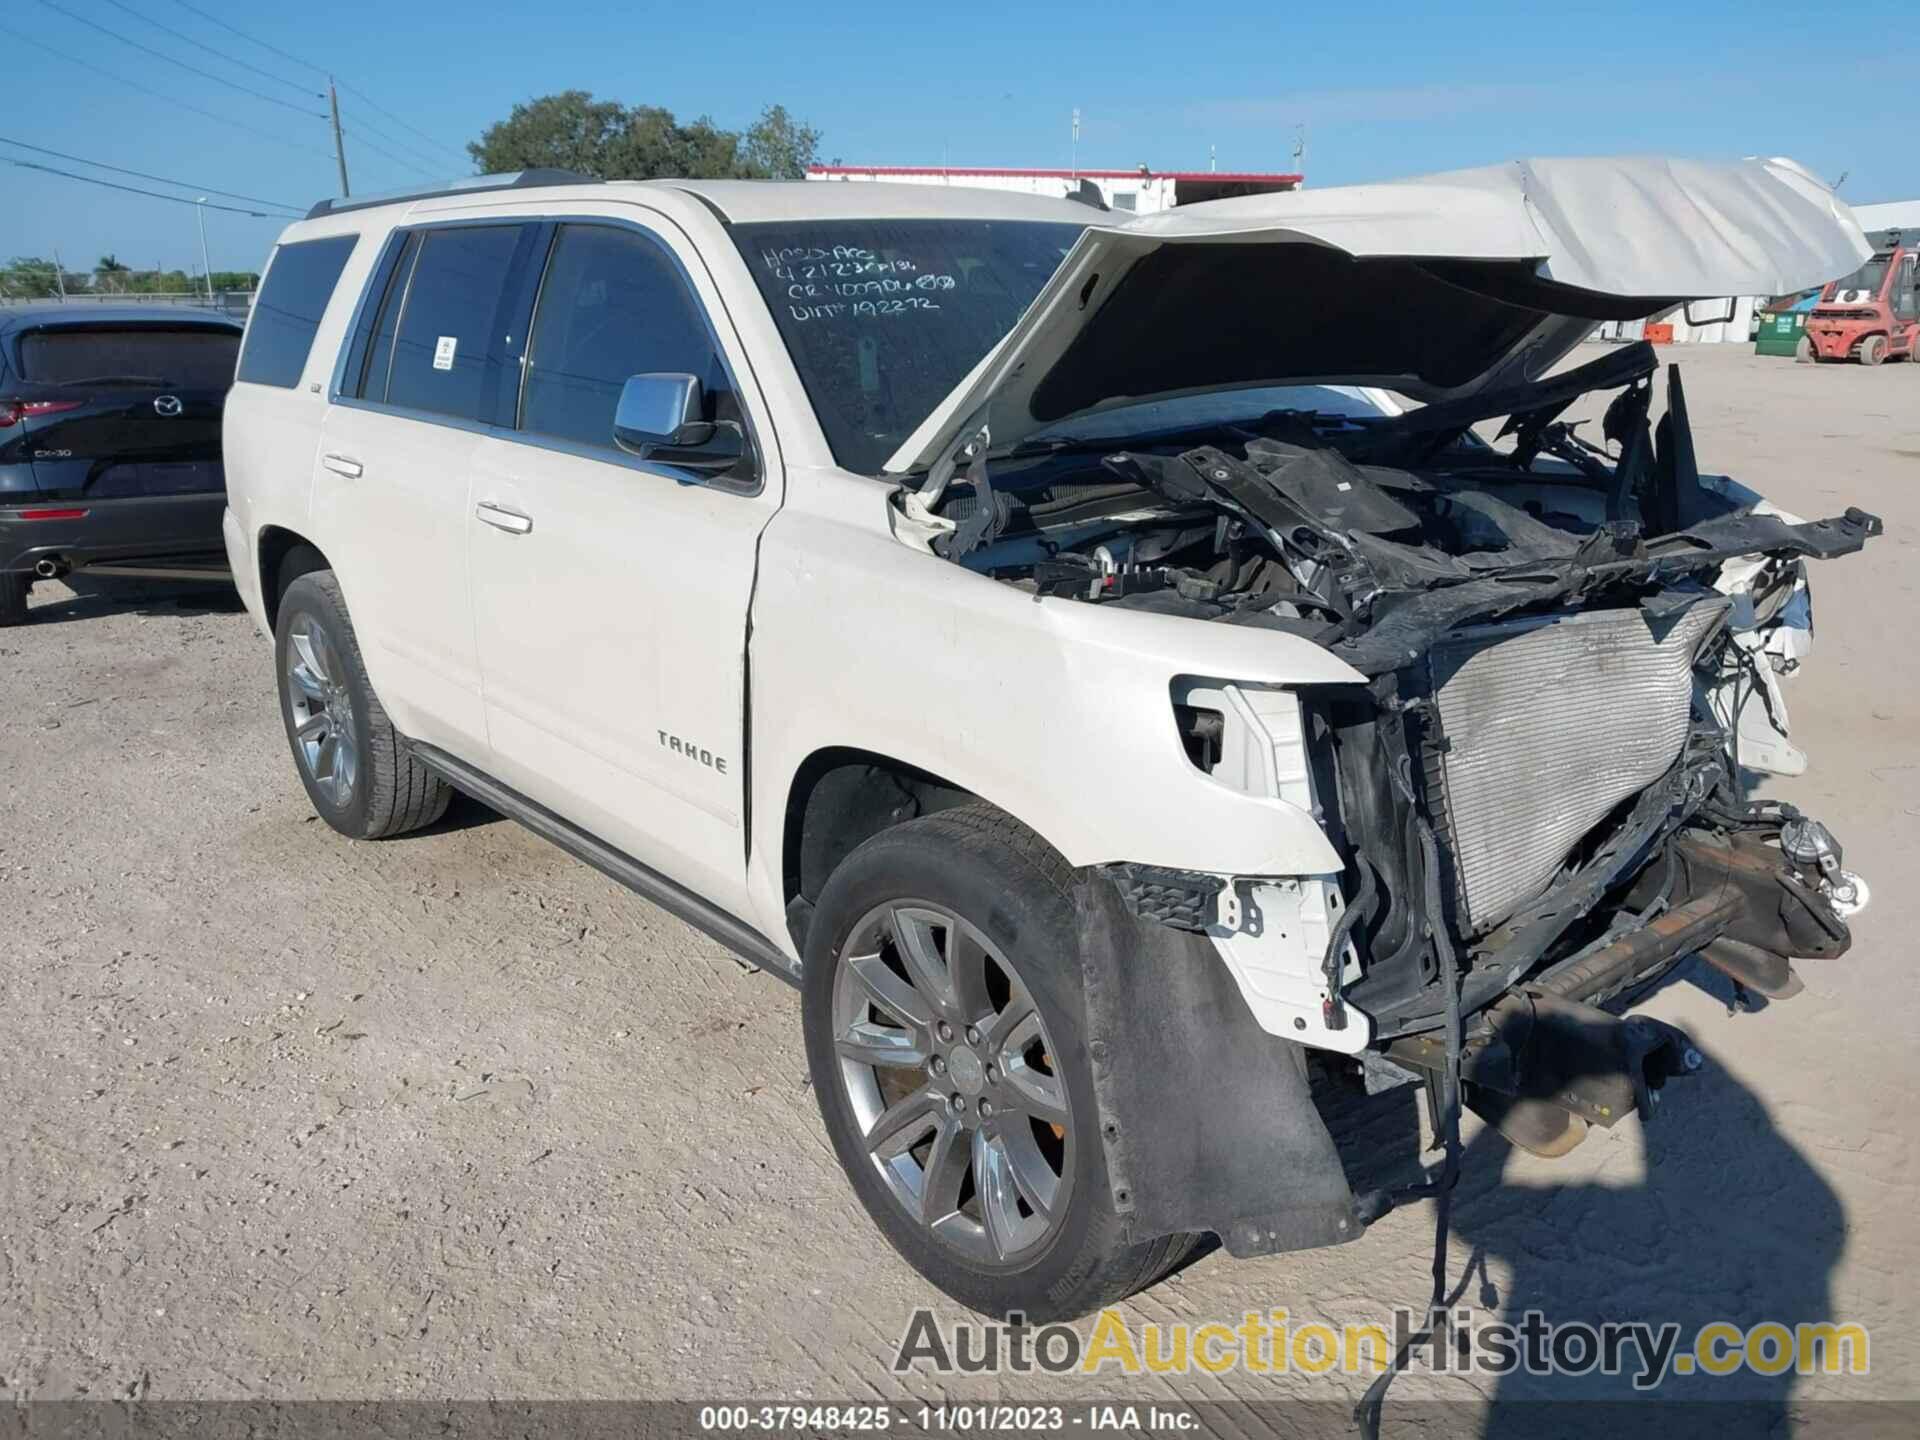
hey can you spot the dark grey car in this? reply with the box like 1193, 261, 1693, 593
0, 305, 244, 624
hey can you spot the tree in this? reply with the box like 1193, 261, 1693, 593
2, 257, 66, 298
739, 105, 822, 181
95, 254, 131, 293
468, 91, 820, 181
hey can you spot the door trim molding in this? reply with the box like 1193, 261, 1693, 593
405, 740, 801, 987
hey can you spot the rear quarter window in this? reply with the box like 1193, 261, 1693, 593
18, 328, 240, 389
239, 234, 358, 388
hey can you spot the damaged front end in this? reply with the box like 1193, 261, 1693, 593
882, 155, 1880, 1250
917, 338, 1878, 1173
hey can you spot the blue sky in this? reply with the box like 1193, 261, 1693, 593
3, 0, 1913, 277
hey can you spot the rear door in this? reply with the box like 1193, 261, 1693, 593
311, 220, 544, 757
14, 324, 239, 502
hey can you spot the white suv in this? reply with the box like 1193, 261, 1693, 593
224, 158, 1877, 1320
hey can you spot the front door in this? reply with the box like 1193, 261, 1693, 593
468, 216, 780, 916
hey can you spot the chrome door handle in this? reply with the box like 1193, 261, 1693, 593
475, 501, 533, 535
320, 452, 363, 479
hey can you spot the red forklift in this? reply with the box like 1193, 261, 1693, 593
1799, 231, 1920, 364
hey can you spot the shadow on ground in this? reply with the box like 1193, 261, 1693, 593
19, 573, 244, 626
1321, 968, 1846, 1435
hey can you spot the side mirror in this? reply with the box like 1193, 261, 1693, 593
612, 373, 748, 477
1683, 297, 1737, 327
614, 373, 714, 453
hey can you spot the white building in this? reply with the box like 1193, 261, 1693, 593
1852, 198, 1919, 242
805, 164, 1303, 214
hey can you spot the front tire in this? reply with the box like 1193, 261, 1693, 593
1795, 335, 1814, 364
801, 805, 1192, 1321
274, 569, 450, 839
0, 573, 28, 627
1861, 334, 1887, 366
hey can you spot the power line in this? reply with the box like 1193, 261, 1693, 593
164, 1, 468, 166
101, 0, 320, 99
337, 81, 469, 166
0, 136, 302, 213
339, 128, 441, 182
168, 0, 324, 77
36, 0, 328, 119
18, 35, 336, 160
4, 156, 300, 219
334, 109, 458, 174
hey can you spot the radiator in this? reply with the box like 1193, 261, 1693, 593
1421, 599, 1728, 935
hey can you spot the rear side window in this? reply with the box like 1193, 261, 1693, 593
520, 223, 729, 450
239, 235, 357, 388
384, 224, 532, 422
18, 328, 240, 388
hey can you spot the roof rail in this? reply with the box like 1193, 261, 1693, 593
305, 169, 602, 220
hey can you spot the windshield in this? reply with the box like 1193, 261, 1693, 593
1827, 258, 1889, 299
733, 219, 1085, 474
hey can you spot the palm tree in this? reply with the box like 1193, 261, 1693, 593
95, 254, 131, 293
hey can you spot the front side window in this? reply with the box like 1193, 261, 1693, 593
731, 219, 1085, 474
384, 224, 532, 422
520, 224, 729, 451
239, 234, 357, 388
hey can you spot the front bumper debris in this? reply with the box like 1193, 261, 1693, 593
1382, 821, 1858, 1156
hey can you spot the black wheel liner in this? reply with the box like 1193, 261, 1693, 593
1074, 874, 1364, 1259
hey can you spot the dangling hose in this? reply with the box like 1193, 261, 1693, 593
1320, 852, 1378, 1031
1353, 819, 1465, 1439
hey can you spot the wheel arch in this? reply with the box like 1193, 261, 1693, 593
780, 745, 1056, 953
257, 525, 331, 633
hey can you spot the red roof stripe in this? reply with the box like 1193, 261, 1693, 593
806, 164, 1303, 184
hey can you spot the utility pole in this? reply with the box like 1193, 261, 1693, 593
1070, 108, 1080, 182
51, 246, 66, 301
195, 198, 214, 306
328, 77, 351, 198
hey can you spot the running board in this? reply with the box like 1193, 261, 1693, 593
405, 742, 802, 988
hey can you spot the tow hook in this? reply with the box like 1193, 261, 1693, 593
1622, 1015, 1703, 1120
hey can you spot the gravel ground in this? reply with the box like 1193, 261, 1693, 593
1, 342, 1915, 1424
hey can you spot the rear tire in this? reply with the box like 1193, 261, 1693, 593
801, 804, 1194, 1321
1795, 335, 1814, 364
274, 569, 450, 839
0, 574, 27, 627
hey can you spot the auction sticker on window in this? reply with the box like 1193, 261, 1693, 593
433, 335, 457, 371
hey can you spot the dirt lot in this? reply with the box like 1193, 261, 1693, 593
1, 342, 1916, 1423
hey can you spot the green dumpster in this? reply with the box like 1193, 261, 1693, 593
1755, 309, 1808, 357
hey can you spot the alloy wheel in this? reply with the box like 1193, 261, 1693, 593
831, 901, 1074, 1268
285, 613, 359, 809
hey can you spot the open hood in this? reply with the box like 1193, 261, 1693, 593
885, 155, 1869, 475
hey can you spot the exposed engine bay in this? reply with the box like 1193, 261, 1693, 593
905, 340, 1880, 1059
